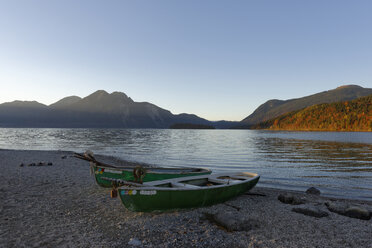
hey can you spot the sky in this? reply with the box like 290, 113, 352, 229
0, 1, 371, 121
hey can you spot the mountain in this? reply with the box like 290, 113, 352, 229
241, 85, 372, 126
252, 94, 372, 131
0, 101, 49, 127
0, 90, 233, 128
49, 96, 82, 109
63, 90, 134, 113
1, 100, 47, 109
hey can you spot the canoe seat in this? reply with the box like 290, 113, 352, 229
208, 178, 229, 184
171, 182, 201, 188
216, 176, 249, 181
209, 177, 246, 185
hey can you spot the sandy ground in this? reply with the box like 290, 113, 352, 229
0, 149, 371, 248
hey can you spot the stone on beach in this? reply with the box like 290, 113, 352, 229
292, 205, 329, 218
345, 207, 371, 220
325, 201, 348, 214
325, 201, 371, 220
205, 210, 261, 232
278, 193, 306, 205
306, 187, 321, 195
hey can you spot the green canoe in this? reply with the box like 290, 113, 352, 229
118, 172, 260, 212
74, 152, 211, 187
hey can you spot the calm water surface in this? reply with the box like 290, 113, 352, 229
1, 128, 371, 201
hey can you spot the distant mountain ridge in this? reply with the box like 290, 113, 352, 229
241, 85, 372, 126
252, 94, 372, 131
0, 90, 236, 128
1, 85, 370, 129
49, 96, 82, 109
2, 100, 47, 109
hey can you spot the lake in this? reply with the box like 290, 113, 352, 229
1, 128, 371, 201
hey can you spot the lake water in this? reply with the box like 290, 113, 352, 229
1, 128, 371, 201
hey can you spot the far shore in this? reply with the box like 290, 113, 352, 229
1, 149, 371, 247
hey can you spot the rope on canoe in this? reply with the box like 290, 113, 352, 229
89, 162, 94, 175
133, 166, 146, 184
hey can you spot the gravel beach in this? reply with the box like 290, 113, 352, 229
1, 149, 371, 248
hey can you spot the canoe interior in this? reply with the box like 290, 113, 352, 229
147, 168, 208, 173
157, 179, 223, 188
178, 176, 248, 186
146, 172, 258, 189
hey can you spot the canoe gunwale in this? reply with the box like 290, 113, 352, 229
94, 164, 211, 174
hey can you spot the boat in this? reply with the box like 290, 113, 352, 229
117, 172, 260, 212
74, 152, 212, 188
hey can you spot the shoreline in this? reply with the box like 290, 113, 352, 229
4, 147, 371, 202
1, 149, 371, 247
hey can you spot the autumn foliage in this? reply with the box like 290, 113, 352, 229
253, 94, 372, 131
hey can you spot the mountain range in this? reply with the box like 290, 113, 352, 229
0, 90, 234, 128
0, 85, 371, 129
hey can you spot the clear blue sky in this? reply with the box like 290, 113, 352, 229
0, 1, 371, 121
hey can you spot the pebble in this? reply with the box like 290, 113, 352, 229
24, 162, 53, 167
128, 238, 142, 247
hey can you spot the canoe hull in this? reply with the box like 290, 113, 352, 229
94, 166, 212, 187
118, 174, 259, 212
